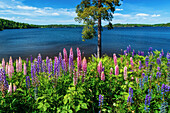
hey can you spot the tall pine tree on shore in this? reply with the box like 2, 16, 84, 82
75, 0, 122, 58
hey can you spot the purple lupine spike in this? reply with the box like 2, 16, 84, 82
69, 48, 74, 74
30, 55, 33, 63
99, 95, 104, 107
139, 61, 142, 70
46, 56, 49, 69
142, 73, 145, 78
127, 96, 132, 103
26, 76, 30, 88
31, 63, 34, 79
166, 52, 170, 62
148, 47, 152, 53
145, 95, 151, 106
129, 45, 131, 52
145, 56, 149, 67
124, 50, 127, 56
61, 59, 65, 72
54, 57, 57, 75
157, 58, 161, 65
161, 84, 165, 93
157, 67, 160, 71
141, 51, 144, 56
42, 60, 46, 73
161, 49, 164, 57
0, 68, 9, 91
127, 46, 129, 53
138, 51, 141, 56
26, 58, 29, 67
129, 87, 133, 97
37, 54, 42, 73
132, 49, 135, 57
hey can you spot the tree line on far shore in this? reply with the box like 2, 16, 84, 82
0, 18, 170, 31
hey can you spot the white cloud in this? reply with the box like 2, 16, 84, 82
51, 13, 60, 16
116, 8, 123, 11
44, 7, 53, 10
136, 13, 149, 16
16, 5, 38, 10
113, 13, 131, 17
151, 14, 160, 17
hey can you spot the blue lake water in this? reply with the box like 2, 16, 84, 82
0, 27, 170, 60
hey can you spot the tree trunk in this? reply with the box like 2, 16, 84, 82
97, 0, 102, 58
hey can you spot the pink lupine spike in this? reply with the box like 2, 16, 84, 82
19, 57, 22, 72
113, 53, 116, 59
2, 58, 5, 70
63, 48, 68, 72
24, 62, 27, 75
130, 57, 134, 69
124, 66, 127, 80
16, 59, 19, 72
136, 77, 139, 84
8, 83, 12, 95
6, 62, 8, 74
115, 65, 119, 75
110, 68, 113, 75
97, 61, 102, 77
77, 48, 82, 72
114, 56, 117, 66
13, 83, 17, 92
9, 56, 13, 66
82, 57, 87, 73
8, 65, 12, 79
101, 71, 105, 81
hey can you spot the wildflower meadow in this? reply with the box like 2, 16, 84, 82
0, 46, 169, 113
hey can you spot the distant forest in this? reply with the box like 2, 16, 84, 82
0, 18, 170, 31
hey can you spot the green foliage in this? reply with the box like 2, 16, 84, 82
75, 0, 123, 41
0, 50, 170, 112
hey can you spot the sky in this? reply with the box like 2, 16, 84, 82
0, 0, 170, 25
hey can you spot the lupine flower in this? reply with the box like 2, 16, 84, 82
46, 56, 49, 68
26, 76, 31, 88
99, 95, 104, 107
37, 54, 42, 73
2, 58, 5, 70
132, 49, 135, 57
124, 50, 127, 56
166, 52, 170, 62
139, 78, 144, 90
19, 57, 22, 72
101, 71, 105, 81
115, 65, 119, 75
13, 83, 17, 92
24, 62, 27, 75
129, 87, 133, 97
26, 58, 29, 67
157, 67, 160, 71
82, 57, 87, 73
145, 56, 149, 67
148, 47, 152, 53
161, 49, 164, 57
73, 69, 77, 86
30, 55, 33, 63
5, 63, 8, 74
127, 96, 132, 103
127, 46, 130, 53
139, 61, 142, 69
8, 83, 12, 95
142, 73, 145, 78
161, 84, 169, 93
113, 53, 116, 59
69, 48, 74, 74
54, 57, 57, 75
0, 68, 9, 93
144, 95, 151, 112
124, 66, 127, 80
63, 48, 68, 72
77, 48, 82, 72
157, 58, 161, 65
138, 51, 141, 56
8, 65, 12, 79
42, 60, 47, 73
114, 55, 117, 66
16, 59, 19, 72
141, 51, 144, 56
97, 61, 102, 77
130, 57, 134, 69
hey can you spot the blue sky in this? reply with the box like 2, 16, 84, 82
0, 0, 170, 25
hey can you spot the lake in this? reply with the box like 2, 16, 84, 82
0, 27, 170, 60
